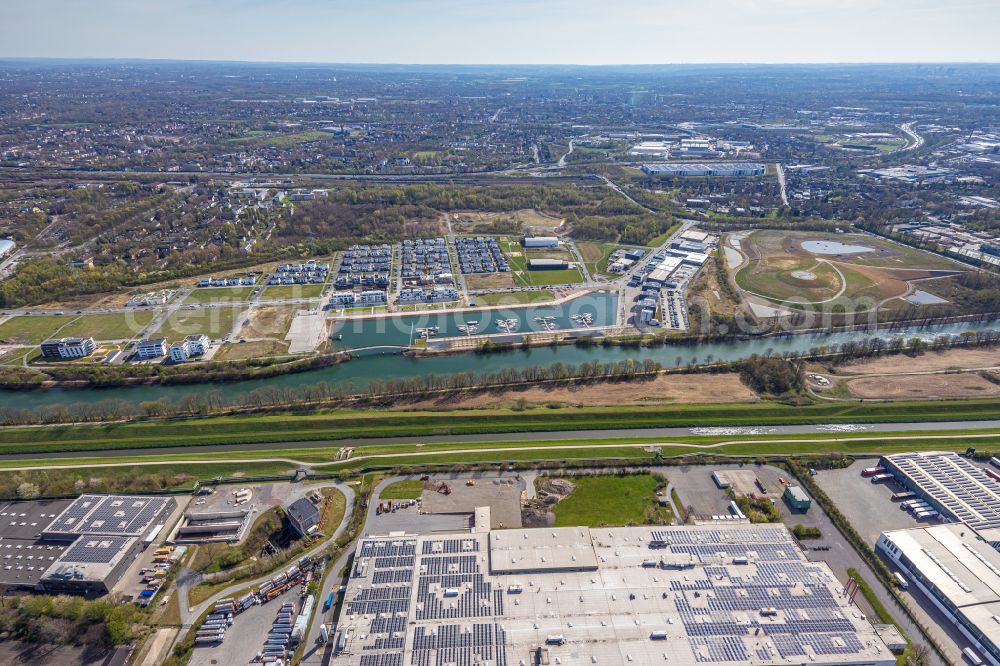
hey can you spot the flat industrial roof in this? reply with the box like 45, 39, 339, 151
880, 524, 1000, 660
334, 523, 893, 666
883, 451, 1000, 543
881, 524, 1000, 607
0, 500, 75, 588
43, 494, 173, 540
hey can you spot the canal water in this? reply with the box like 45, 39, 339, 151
332, 292, 618, 348
2, 316, 999, 411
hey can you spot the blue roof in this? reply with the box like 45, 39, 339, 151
0, 239, 14, 255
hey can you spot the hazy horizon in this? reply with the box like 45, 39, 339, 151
2, 0, 998, 65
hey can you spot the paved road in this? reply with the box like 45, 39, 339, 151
3, 419, 999, 464
900, 122, 924, 152
774, 162, 789, 206
173, 482, 355, 644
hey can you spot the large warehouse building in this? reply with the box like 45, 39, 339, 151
881, 451, 1000, 548
332, 517, 893, 666
38, 494, 177, 594
641, 162, 765, 177
878, 524, 1000, 666
0, 494, 177, 595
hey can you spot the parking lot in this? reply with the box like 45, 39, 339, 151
814, 460, 922, 543
189, 585, 303, 666
363, 501, 469, 536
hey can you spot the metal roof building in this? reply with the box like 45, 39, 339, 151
881, 451, 1000, 547
878, 524, 1000, 665
331, 521, 893, 666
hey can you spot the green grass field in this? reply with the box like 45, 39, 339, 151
577, 242, 622, 277
262, 284, 325, 300
645, 223, 683, 248
228, 130, 330, 147
153, 306, 243, 342
58, 312, 156, 341
2, 396, 1000, 457
380, 479, 424, 499
550, 474, 671, 526
0, 315, 70, 343
501, 237, 584, 287
183, 287, 254, 304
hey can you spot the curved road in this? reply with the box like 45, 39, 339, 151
3, 419, 1000, 465
172, 483, 355, 655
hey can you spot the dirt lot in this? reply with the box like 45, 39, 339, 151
395, 373, 758, 410
465, 273, 516, 290
243, 305, 297, 339
448, 209, 563, 233
845, 372, 1000, 399
838, 347, 1000, 374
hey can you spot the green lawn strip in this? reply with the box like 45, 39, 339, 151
550, 474, 668, 527
846, 568, 901, 628
0, 429, 996, 474
57, 312, 157, 341
182, 286, 254, 304
645, 223, 682, 248
379, 479, 425, 499
3, 399, 1000, 453
262, 284, 325, 300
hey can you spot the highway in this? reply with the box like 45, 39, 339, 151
774, 161, 789, 206
1, 419, 998, 463
900, 121, 924, 152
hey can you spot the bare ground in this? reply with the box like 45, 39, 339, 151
243, 305, 297, 339
845, 373, 1000, 400
838, 348, 1000, 374
522, 477, 575, 528
393, 373, 758, 410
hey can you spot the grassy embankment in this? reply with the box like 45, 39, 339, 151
2, 397, 1000, 457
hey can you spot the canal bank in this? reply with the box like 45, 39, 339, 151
1, 318, 999, 412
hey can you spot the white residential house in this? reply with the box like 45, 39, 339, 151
135, 338, 167, 360
184, 334, 210, 356
168, 341, 190, 363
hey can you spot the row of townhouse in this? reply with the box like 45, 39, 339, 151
328, 290, 388, 307
398, 287, 459, 304
197, 276, 256, 288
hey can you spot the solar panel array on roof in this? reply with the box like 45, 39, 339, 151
59, 535, 134, 564
883, 452, 1000, 534
43, 494, 174, 538
332, 526, 892, 666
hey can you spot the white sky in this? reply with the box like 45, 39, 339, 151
2, 0, 998, 64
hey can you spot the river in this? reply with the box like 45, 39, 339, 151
2, 316, 999, 411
